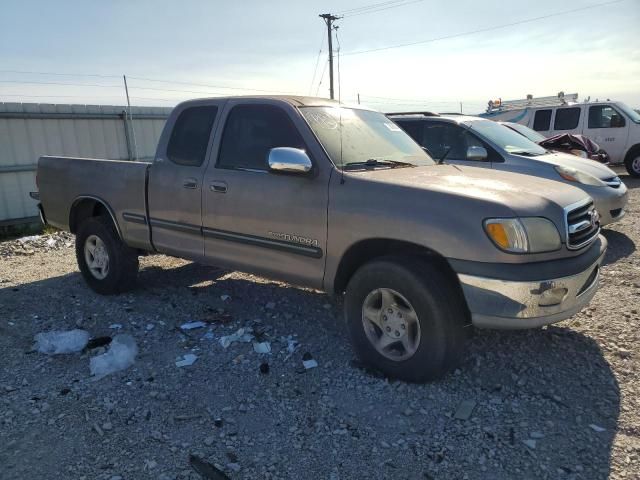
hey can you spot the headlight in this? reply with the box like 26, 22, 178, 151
569, 149, 588, 158
555, 165, 605, 186
484, 217, 562, 253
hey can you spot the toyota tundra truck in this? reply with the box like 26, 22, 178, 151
32, 96, 606, 382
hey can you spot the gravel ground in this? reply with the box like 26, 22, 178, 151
1, 172, 639, 480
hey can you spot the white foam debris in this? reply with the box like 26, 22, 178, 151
219, 328, 254, 349
90, 334, 138, 378
34, 329, 90, 355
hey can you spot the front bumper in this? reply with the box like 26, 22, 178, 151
590, 183, 628, 226
456, 237, 606, 329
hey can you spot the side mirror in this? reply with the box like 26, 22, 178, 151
467, 146, 488, 161
268, 147, 312, 174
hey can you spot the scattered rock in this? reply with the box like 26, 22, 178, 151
453, 400, 476, 420
175, 353, 198, 367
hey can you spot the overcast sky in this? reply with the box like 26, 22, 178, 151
1, 0, 638, 113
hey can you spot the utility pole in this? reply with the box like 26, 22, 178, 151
319, 13, 340, 100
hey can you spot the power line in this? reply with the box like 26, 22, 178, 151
342, 0, 424, 18
0, 79, 268, 98
337, 0, 415, 15
0, 70, 295, 94
126, 76, 290, 94
309, 31, 325, 95
315, 60, 329, 97
0, 79, 122, 88
0, 70, 120, 78
343, 0, 624, 55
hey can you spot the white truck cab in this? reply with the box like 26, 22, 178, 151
479, 93, 640, 177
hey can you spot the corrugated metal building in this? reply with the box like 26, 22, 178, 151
0, 102, 171, 226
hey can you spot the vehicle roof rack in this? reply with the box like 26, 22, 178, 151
386, 111, 440, 117
486, 92, 579, 113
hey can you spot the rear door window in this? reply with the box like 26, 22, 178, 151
588, 105, 626, 128
167, 106, 218, 167
217, 105, 305, 171
533, 109, 552, 131
553, 107, 581, 130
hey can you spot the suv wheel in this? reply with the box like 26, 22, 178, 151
345, 256, 468, 382
75, 216, 139, 294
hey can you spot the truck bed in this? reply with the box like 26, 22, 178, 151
38, 156, 152, 250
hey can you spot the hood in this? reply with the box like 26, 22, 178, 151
347, 163, 589, 216
527, 152, 617, 180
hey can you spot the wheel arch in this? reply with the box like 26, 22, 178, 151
332, 238, 466, 304
624, 143, 640, 176
624, 143, 640, 161
69, 196, 122, 238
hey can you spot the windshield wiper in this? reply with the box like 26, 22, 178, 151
343, 159, 416, 169
510, 150, 542, 157
437, 146, 451, 164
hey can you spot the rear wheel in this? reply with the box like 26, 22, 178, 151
75, 216, 139, 294
345, 256, 468, 382
625, 152, 640, 178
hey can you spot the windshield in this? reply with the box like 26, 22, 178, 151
503, 122, 546, 143
300, 107, 435, 168
616, 102, 640, 124
468, 119, 547, 155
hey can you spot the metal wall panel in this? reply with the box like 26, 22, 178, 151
0, 102, 171, 224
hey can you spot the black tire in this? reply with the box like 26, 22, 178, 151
624, 147, 640, 178
345, 256, 468, 382
75, 216, 139, 295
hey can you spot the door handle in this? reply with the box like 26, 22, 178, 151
210, 181, 228, 193
183, 178, 198, 189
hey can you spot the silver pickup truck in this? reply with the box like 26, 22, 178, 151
33, 96, 606, 382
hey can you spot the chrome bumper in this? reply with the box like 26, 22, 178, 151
592, 183, 628, 226
458, 249, 605, 329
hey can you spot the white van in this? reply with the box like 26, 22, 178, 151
479, 94, 640, 177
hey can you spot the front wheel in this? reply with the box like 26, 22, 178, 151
345, 256, 468, 382
75, 216, 139, 295
625, 151, 640, 178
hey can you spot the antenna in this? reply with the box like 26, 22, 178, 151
123, 75, 138, 161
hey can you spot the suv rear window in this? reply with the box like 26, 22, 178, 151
533, 109, 551, 131
167, 106, 218, 167
554, 107, 581, 130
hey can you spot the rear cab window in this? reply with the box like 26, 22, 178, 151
167, 106, 218, 167
553, 107, 581, 131
217, 105, 305, 171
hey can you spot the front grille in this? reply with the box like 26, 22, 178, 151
602, 176, 621, 188
566, 200, 600, 250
